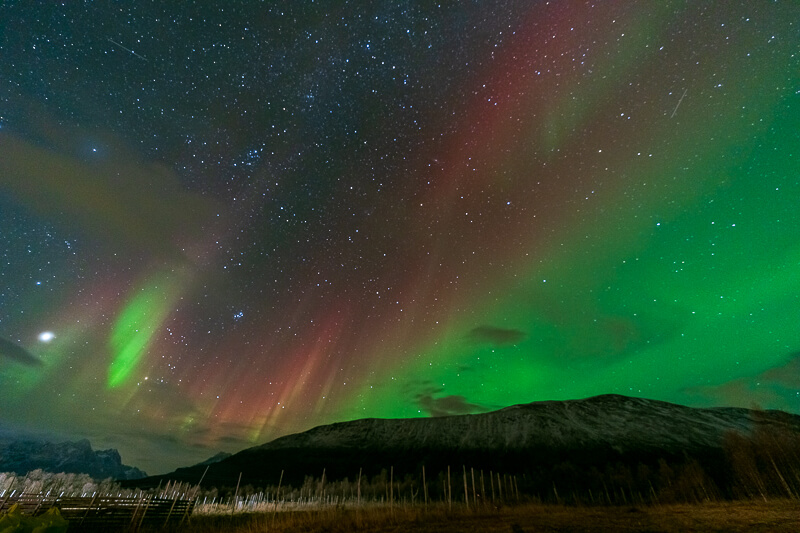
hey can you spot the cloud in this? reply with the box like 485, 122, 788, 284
760, 352, 800, 388
466, 325, 526, 346
0, 123, 216, 260
686, 352, 800, 412
515, 286, 686, 364
0, 338, 43, 367
415, 387, 491, 417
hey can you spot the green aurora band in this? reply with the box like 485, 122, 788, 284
347, 3, 800, 418
108, 274, 181, 388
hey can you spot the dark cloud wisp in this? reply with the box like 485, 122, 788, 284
467, 326, 526, 346
416, 388, 491, 417
0, 338, 43, 367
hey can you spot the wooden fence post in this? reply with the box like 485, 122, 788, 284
471, 468, 477, 507
462, 466, 469, 508
422, 465, 428, 509
447, 466, 452, 511
232, 472, 242, 514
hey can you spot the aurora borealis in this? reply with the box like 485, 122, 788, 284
1, 1, 798, 474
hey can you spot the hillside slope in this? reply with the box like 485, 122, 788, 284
131, 394, 800, 488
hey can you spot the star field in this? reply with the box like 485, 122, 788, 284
1, 1, 798, 474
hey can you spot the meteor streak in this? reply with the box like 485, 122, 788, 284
670, 88, 687, 118
107, 38, 147, 61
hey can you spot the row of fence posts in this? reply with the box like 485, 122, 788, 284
214, 465, 520, 514
0, 479, 197, 533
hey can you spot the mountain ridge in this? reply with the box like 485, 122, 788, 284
254, 394, 783, 453
127, 394, 800, 489
0, 436, 146, 480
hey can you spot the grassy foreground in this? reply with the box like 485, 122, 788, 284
157, 500, 800, 532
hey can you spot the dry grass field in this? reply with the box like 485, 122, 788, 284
161, 500, 800, 533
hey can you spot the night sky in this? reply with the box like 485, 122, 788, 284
1, 1, 798, 475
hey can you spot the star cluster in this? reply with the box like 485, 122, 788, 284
1, 1, 798, 473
